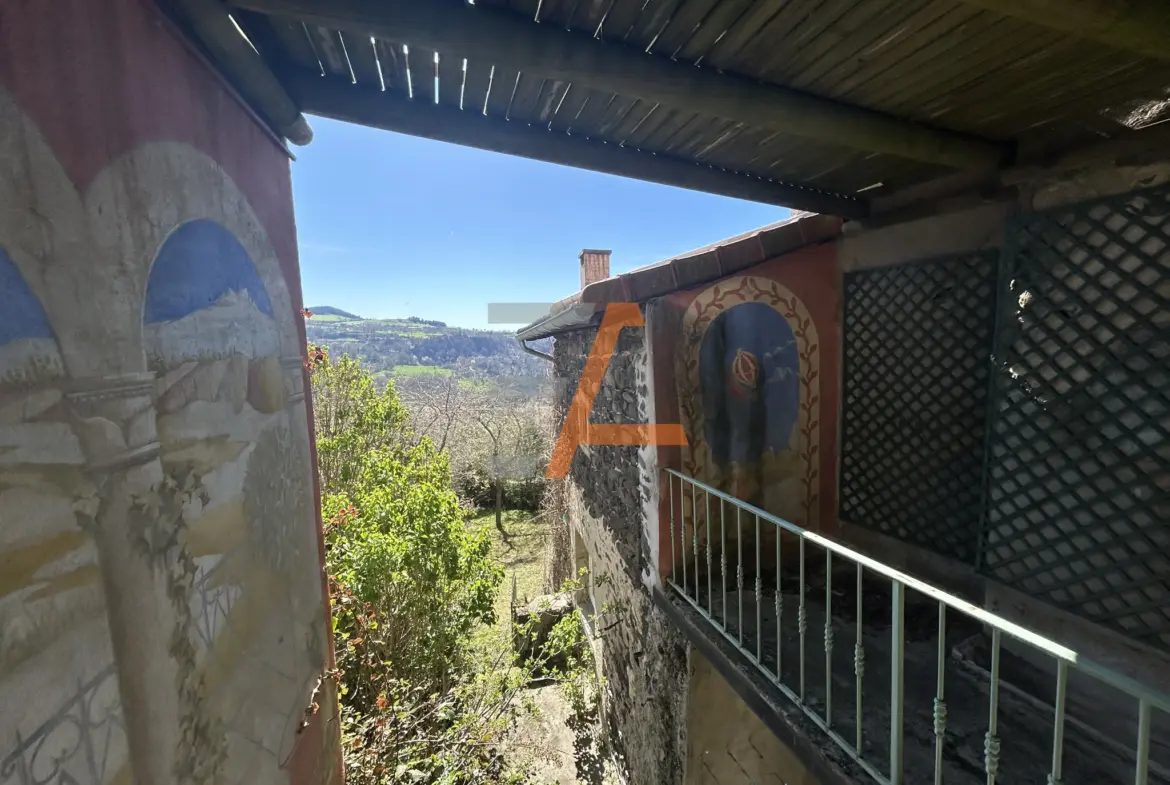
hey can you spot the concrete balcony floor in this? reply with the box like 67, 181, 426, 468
669, 566, 1168, 785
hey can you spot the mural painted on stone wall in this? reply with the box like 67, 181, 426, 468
0, 159, 128, 785
147, 218, 323, 785
653, 246, 840, 576
0, 73, 329, 784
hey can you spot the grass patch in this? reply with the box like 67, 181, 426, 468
392, 364, 452, 377
468, 509, 547, 647
307, 313, 355, 322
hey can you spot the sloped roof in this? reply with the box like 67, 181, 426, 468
516, 211, 840, 340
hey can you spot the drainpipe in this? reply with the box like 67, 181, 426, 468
518, 337, 554, 362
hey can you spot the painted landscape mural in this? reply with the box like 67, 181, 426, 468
0, 37, 332, 780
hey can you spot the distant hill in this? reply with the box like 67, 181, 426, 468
306, 305, 362, 320
305, 312, 551, 389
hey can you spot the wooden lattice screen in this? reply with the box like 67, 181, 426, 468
839, 252, 998, 564
840, 185, 1170, 651
981, 186, 1170, 652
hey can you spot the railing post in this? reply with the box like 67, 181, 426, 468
934, 603, 947, 785
890, 580, 905, 785
855, 563, 865, 754
668, 473, 676, 584
1135, 699, 1151, 785
825, 549, 834, 726
680, 476, 687, 596
1049, 660, 1067, 785
736, 506, 743, 645
799, 537, 807, 703
986, 629, 1002, 785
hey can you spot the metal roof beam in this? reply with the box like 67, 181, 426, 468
233, 0, 1006, 170
286, 73, 869, 217
163, 0, 313, 144
955, 0, 1170, 62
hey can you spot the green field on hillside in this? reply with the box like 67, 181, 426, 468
392, 364, 452, 377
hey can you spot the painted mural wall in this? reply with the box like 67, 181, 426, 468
651, 244, 840, 577
0, 1, 337, 783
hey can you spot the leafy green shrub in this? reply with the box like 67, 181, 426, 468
311, 349, 601, 783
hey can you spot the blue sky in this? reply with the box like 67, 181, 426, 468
292, 116, 788, 329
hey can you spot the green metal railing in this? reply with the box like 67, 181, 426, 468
664, 468, 1170, 785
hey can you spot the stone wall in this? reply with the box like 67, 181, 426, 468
553, 324, 690, 785
0, 2, 337, 783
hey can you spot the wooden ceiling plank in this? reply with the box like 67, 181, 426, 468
907, 36, 1089, 123
933, 45, 1139, 130
820, 4, 982, 101
462, 59, 495, 114
372, 38, 408, 94
236, 0, 1006, 168
290, 72, 868, 214
952, 0, 1170, 63
753, 0, 892, 84
626, 0, 687, 49
713, 0, 850, 74
831, 6, 987, 103
647, 0, 722, 57
339, 31, 380, 88
506, 72, 549, 121
598, 0, 652, 42
304, 25, 349, 78
484, 65, 522, 117
666, 115, 730, 157
564, 89, 618, 135
163, 0, 312, 142
989, 62, 1170, 139
702, 0, 795, 71
672, 0, 756, 64
594, 94, 644, 136
232, 11, 319, 73
507, 0, 544, 20
534, 78, 572, 125
627, 106, 688, 149
437, 49, 466, 108
571, 0, 617, 35
612, 100, 662, 142
869, 20, 1058, 121
787, 0, 944, 93
409, 45, 437, 105
547, 83, 593, 131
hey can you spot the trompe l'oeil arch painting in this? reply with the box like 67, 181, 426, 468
679, 276, 821, 530
653, 247, 840, 577
146, 217, 323, 785
0, 84, 325, 785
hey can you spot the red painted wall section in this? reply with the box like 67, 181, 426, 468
0, 0, 300, 288
0, 1, 339, 783
651, 241, 840, 581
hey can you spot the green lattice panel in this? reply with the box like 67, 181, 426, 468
840, 252, 998, 564
983, 185, 1170, 651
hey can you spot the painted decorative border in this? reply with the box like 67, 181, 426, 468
675, 275, 821, 530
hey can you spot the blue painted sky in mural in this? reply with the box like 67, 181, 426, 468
145, 219, 273, 323
0, 247, 55, 346
699, 302, 800, 465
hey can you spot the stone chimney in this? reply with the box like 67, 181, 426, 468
580, 249, 611, 289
